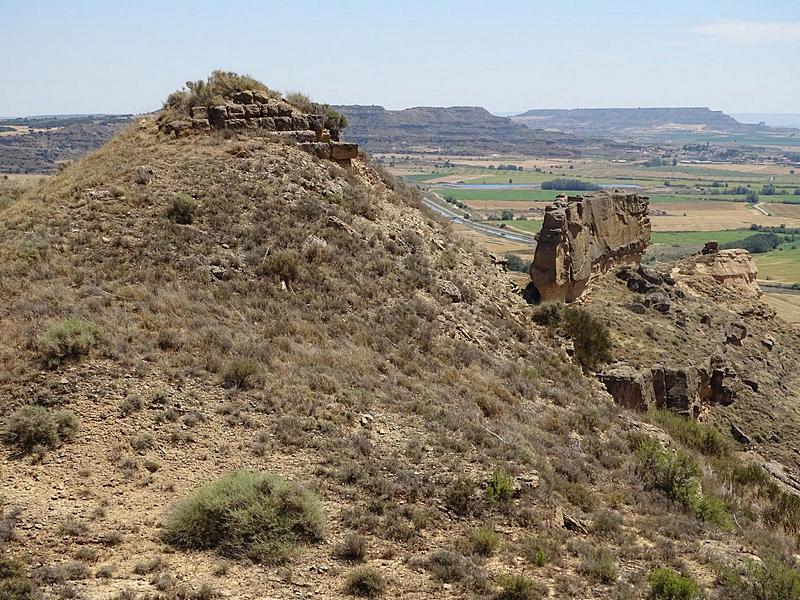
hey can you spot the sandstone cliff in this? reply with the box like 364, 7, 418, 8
529, 191, 651, 302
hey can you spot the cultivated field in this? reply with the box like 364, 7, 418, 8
762, 292, 800, 323
755, 246, 800, 284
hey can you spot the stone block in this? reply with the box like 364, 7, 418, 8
232, 90, 254, 104
209, 105, 227, 128
227, 104, 245, 117
299, 142, 332, 159
274, 117, 293, 131
244, 104, 261, 118
258, 117, 275, 131
191, 118, 210, 130
225, 118, 247, 130
252, 90, 272, 104
307, 114, 323, 132
292, 115, 309, 130
330, 142, 359, 161
190, 106, 208, 120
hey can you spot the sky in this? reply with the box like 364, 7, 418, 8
1, 0, 799, 117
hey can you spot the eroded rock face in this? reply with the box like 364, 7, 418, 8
680, 248, 761, 298
529, 191, 651, 302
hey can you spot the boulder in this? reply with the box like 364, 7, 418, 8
299, 142, 332, 160
530, 192, 651, 302
725, 321, 747, 346
133, 166, 154, 185
702, 241, 720, 255
437, 280, 462, 303
730, 424, 752, 445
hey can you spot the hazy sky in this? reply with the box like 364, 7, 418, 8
2, 0, 799, 116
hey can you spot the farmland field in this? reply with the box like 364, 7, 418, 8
755, 245, 800, 284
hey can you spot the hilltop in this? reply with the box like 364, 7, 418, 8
1, 74, 800, 600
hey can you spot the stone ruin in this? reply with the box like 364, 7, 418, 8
157, 90, 359, 163
528, 191, 651, 302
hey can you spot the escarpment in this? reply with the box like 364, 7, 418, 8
529, 191, 651, 302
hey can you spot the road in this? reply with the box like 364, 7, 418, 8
753, 203, 770, 216
421, 191, 539, 245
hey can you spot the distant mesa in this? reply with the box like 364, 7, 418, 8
512, 106, 761, 135
157, 71, 358, 163
528, 191, 652, 303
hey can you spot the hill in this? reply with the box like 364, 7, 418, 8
333, 105, 580, 156
0, 114, 134, 173
2, 74, 800, 600
512, 107, 757, 136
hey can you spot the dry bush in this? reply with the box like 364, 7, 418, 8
3, 405, 78, 453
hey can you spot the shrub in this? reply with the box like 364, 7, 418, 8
648, 567, 700, 600
532, 303, 562, 326
0, 555, 38, 600
695, 493, 730, 527
747, 558, 800, 600
495, 574, 546, 600
578, 548, 617, 584
3, 405, 78, 452
647, 410, 731, 458
259, 250, 301, 283
344, 566, 385, 597
561, 307, 612, 371
486, 469, 514, 504
167, 193, 196, 225
520, 536, 558, 567
163, 470, 323, 564
221, 358, 259, 389
333, 533, 367, 562
445, 477, 477, 515
504, 254, 530, 273
36, 318, 98, 367
468, 526, 499, 556
635, 440, 700, 508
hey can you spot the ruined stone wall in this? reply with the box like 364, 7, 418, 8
158, 90, 358, 162
529, 191, 651, 302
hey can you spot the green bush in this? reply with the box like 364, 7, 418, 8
0, 555, 38, 600
649, 567, 700, 599
695, 493, 730, 527
636, 440, 700, 508
221, 358, 259, 389
747, 558, 800, 600
167, 193, 196, 225
486, 468, 514, 504
3, 405, 78, 452
495, 574, 546, 600
36, 318, 98, 367
561, 307, 612, 371
259, 250, 301, 283
344, 566, 385, 597
163, 471, 323, 564
468, 526, 499, 556
647, 410, 731, 457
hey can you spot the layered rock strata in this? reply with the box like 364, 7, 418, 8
529, 191, 651, 302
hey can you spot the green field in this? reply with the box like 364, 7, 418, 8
755, 245, 800, 284
434, 188, 583, 202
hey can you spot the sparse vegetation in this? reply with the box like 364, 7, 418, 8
3, 405, 78, 453
166, 193, 196, 225
334, 533, 367, 562
36, 318, 99, 367
467, 526, 499, 556
495, 574, 546, 600
561, 307, 612, 371
486, 468, 514, 504
163, 471, 323, 564
344, 566, 385, 597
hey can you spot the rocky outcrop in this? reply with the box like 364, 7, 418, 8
529, 191, 651, 302
599, 357, 746, 418
679, 246, 761, 298
158, 93, 358, 163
